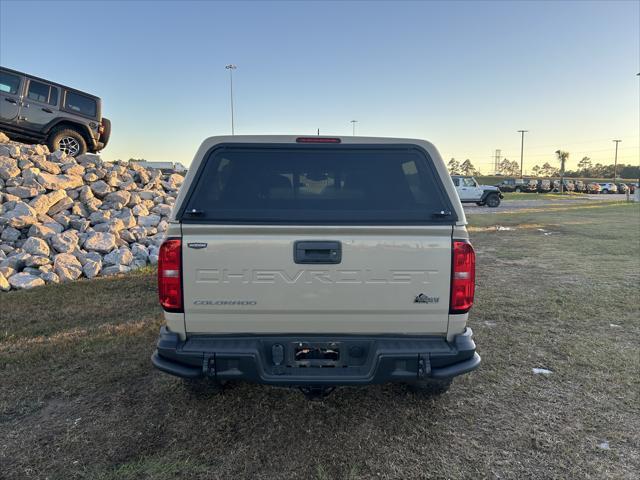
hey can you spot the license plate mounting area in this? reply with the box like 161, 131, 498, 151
292, 341, 341, 368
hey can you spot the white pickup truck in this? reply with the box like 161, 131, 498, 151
152, 136, 480, 398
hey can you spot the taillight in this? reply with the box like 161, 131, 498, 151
158, 238, 182, 312
450, 240, 475, 314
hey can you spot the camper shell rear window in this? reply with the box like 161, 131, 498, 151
178, 144, 456, 225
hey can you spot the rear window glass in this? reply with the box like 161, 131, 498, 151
181, 145, 456, 224
65, 91, 96, 117
0, 72, 20, 94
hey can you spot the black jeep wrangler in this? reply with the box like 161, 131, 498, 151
0, 67, 110, 156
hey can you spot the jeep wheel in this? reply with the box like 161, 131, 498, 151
515, 187, 522, 193
407, 378, 452, 396
486, 193, 501, 207
601, 189, 608, 194
47, 128, 87, 157
182, 377, 223, 396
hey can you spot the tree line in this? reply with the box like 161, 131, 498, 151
447, 155, 639, 179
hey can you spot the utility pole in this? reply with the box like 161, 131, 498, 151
350, 120, 358, 136
612, 139, 621, 180
494, 149, 502, 175
225, 64, 237, 135
517, 130, 528, 178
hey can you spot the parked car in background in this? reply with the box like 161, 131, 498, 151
574, 180, 587, 193
598, 183, 618, 194
537, 179, 552, 193
587, 183, 601, 194
495, 178, 538, 193
0, 66, 110, 156
452, 175, 503, 207
616, 183, 628, 194
552, 179, 575, 193
628, 183, 637, 194
525, 179, 539, 192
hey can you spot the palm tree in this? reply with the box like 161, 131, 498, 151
555, 150, 569, 193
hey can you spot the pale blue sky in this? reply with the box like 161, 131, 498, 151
1, 0, 638, 172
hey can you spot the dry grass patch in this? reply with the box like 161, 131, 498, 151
1, 203, 639, 479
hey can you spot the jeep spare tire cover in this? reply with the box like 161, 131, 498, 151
100, 117, 111, 146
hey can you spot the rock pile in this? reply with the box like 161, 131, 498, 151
0, 132, 182, 291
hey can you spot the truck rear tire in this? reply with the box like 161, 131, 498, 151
486, 194, 501, 207
407, 378, 452, 396
47, 127, 87, 157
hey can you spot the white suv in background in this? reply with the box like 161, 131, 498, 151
451, 175, 503, 207
597, 183, 618, 194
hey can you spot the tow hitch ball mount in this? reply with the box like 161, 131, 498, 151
299, 385, 336, 400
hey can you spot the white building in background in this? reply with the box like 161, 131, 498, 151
133, 161, 187, 173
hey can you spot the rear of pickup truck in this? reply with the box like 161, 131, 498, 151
152, 136, 480, 396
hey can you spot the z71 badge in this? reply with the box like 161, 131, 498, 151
414, 293, 439, 304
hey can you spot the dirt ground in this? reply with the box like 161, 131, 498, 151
1, 203, 639, 479
464, 193, 632, 214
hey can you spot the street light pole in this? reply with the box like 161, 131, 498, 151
350, 120, 358, 136
612, 139, 621, 180
517, 130, 528, 178
225, 64, 237, 135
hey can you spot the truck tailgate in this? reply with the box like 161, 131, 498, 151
182, 225, 452, 335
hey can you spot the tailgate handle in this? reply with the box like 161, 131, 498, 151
294, 241, 342, 264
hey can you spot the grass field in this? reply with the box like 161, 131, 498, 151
1, 203, 639, 479
500, 192, 631, 201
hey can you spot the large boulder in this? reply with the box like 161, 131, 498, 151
36, 172, 84, 190
22, 237, 50, 256
31, 156, 61, 175
0, 271, 10, 291
84, 232, 117, 253
0, 156, 20, 180
0, 227, 21, 242
103, 246, 133, 266
27, 223, 58, 239
47, 197, 74, 216
53, 253, 83, 282
89, 210, 111, 225
29, 190, 68, 215
101, 264, 131, 276
5, 186, 39, 199
103, 190, 131, 207
0, 137, 180, 291
49, 230, 79, 253
8, 272, 45, 290
90, 180, 111, 197
82, 259, 102, 279
41, 271, 60, 284
137, 214, 161, 228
